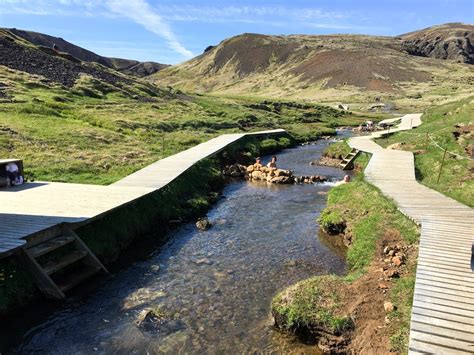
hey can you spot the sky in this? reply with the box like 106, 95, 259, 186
1, 0, 473, 64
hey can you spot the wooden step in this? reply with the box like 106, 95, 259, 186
42, 250, 88, 275
27, 235, 75, 258
22, 226, 108, 299
56, 265, 100, 293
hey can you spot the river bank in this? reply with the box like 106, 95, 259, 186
272, 172, 420, 353
3, 134, 351, 353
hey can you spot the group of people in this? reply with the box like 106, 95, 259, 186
254, 156, 278, 170
1, 162, 24, 187
254, 156, 350, 186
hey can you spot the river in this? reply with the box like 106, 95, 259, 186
15, 132, 352, 354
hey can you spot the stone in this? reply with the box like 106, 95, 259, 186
246, 165, 254, 173
195, 258, 212, 265
383, 246, 390, 254
384, 269, 399, 278
251, 170, 263, 179
378, 283, 389, 290
196, 218, 212, 230
384, 301, 395, 313
270, 176, 291, 184
392, 256, 403, 267
285, 260, 298, 267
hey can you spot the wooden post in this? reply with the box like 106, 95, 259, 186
437, 148, 448, 184
162, 135, 165, 157
425, 133, 429, 151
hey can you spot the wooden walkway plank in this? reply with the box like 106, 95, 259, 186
348, 114, 474, 354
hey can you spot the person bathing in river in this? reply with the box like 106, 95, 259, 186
253, 157, 263, 170
267, 156, 278, 169
334, 175, 351, 186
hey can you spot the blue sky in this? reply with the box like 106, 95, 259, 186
1, 0, 473, 64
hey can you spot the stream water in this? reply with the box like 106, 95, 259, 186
15, 132, 353, 354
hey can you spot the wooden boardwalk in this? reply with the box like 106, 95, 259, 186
0, 129, 284, 255
349, 114, 474, 354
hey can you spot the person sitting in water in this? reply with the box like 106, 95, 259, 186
334, 175, 351, 186
267, 156, 278, 169
253, 157, 263, 170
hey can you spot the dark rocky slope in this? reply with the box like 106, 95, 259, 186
400, 22, 474, 64
6, 28, 169, 76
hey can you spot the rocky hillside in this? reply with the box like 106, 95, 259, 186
0, 28, 173, 101
400, 23, 473, 64
6, 28, 169, 77
152, 23, 473, 99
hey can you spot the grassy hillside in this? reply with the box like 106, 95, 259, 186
152, 24, 474, 111
0, 66, 367, 184
377, 96, 474, 207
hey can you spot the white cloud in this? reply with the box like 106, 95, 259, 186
104, 0, 193, 59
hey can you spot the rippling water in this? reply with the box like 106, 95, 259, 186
16, 135, 352, 354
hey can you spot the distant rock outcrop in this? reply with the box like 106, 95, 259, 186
400, 23, 474, 64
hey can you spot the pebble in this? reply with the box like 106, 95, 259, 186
195, 258, 212, 265
384, 301, 395, 313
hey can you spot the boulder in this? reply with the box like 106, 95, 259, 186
251, 170, 263, 180
246, 165, 254, 173
392, 256, 404, 267
270, 176, 292, 184
196, 218, 212, 230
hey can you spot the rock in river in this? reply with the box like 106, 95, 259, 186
196, 218, 212, 230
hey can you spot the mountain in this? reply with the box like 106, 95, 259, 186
6, 28, 169, 77
400, 23, 474, 64
152, 23, 474, 98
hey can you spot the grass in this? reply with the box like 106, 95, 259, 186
388, 268, 416, 352
0, 66, 367, 184
319, 177, 418, 272
322, 140, 351, 159
376, 96, 474, 207
272, 275, 354, 334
